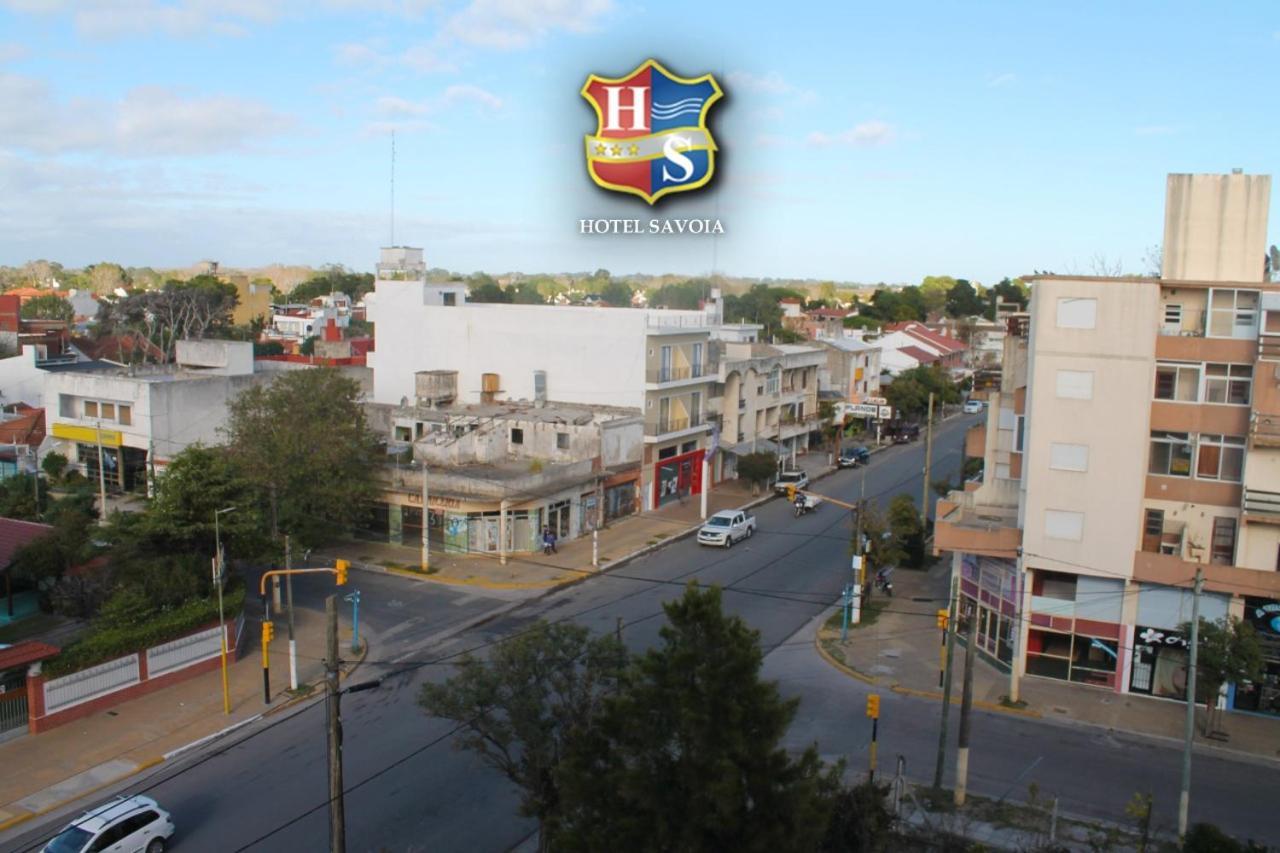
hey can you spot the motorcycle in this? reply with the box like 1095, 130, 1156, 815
875, 566, 894, 597
793, 493, 821, 517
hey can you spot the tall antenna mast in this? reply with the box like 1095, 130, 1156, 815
390, 130, 396, 247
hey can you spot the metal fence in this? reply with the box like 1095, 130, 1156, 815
44, 654, 140, 715
0, 693, 28, 741
146, 625, 223, 678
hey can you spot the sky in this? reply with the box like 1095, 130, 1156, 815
0, 0, 1277, 284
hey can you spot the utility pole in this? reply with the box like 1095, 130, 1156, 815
286, 535, 298, 691
921, 392, 935, 526
851, 473, 866, 624
421, 462, 430, 572
325, 595, 346, 853
94, 422, 108, 523
1178, 568, 1204, 839
933, 575, 959, 791
954, 610, 976, 806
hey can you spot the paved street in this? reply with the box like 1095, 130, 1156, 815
6, 412, 1279, 852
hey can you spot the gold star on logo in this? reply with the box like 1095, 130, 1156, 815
627, 143, 639, 156
610, 144, 622, 157
594, 142, 606, 155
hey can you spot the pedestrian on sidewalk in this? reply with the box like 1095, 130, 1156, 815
542, 527, 558, 555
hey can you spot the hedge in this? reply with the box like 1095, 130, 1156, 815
44, 586, 247, 678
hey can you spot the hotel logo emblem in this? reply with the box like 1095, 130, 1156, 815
581, 59, 723, 205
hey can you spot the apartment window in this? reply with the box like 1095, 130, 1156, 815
1055, 370, 1093, 400
1154, 363, 1200, 402
510, 428, 524, 445
766, 367, 781, 395
1211, 517, 1237, 566
83, 401, 98, 418
1049, 442, 1088, 471
659, 397, 671, 428
1044, 510, 1085, 541
59, 394, 74, 417
1203, 364, 1252, 405
1149, 431, 1192, 477
442, 292, 457, 306
1196, 434, 1245, 482
556, 432, 569, 450
692, 343, 704, 377
681, 440, 697, 454
1056, 297, 1097, 330
1014, 415, 1026, 452
659, 345, 673, 382
690, 391, 702, 426
1038, 570, 1078, 600
1141, 508, 1164, 554
100, 403, 115, 421
1208, 289, 1259, 338
1163, 304, 1183, 329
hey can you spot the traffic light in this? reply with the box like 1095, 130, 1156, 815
936, 609, 949, 630
262, 620, 275, 644
865, 693, 880, 719
785, 484, 797, 501
335, 559, 349, 586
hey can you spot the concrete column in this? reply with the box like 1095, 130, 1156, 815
498, 499, 509, 566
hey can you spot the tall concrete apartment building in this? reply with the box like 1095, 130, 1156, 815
936, 172, 1280, 719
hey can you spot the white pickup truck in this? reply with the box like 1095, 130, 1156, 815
697, 509, 757, 548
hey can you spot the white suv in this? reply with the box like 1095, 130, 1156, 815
43, 795, 175, 853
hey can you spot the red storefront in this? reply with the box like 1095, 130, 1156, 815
653, 448, 705, 509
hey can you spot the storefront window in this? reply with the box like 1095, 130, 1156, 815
1130, 626, 1189, 699
1235, 598, 1280, 716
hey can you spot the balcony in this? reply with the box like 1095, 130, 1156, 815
1133, 550, 1280, 598
644, 415, 709, 438
1243, 486, 1280, 523
932, 492, 1021, 559
1157, 309, 1205, 338
1251, 412, 1280, 448
646, 364, 711, 384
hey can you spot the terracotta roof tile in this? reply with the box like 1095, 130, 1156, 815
0, 517, 53, 568
0, 640, 60, 671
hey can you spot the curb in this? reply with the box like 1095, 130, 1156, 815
0, 755, 167, 835
814, 632, 879, 685
890, 684, 1042, 718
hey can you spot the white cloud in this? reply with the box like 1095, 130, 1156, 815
0, 72, 294, 156
807, 120, 895, 147
986, 72, 1016, 88
443, 83, 501, 109
444, 0, 612, 49
0, 0, 288, 38
0, 42, 28, 64
726, 70, 816, 103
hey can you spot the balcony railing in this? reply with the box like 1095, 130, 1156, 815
646, 364, 710, 383
779, 411, 819, 426
1251, 412, 1280, 448
1157, 309, 1205, 338
1259, 331, 1280, 362
645, 415, 706, 436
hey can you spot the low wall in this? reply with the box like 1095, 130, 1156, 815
26, 619, 240, 735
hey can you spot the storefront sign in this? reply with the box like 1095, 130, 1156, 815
1136, 626, 1189, 649
407, 493, 463, 509
1246, 598, 1280, 638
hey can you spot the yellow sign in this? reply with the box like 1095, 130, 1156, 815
52, 423, 123, 446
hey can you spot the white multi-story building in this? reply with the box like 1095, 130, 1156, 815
367, 250, 716, 510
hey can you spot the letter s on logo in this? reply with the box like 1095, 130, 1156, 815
661, 135, 694, 183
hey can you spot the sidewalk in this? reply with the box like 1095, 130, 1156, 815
320, 451, 843, 591
0, 605, 363, 836
816, 558, 1280, 763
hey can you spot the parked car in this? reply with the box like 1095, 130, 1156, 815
962, 399, 983, 414
44, 795, 175, 853
837, 446, 871, 468
773, 470, 810, 495
697, 510, 757, 547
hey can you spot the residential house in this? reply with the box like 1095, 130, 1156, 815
0, 405, 45, 480
816, 337, 883, 403
231, 278, 272, 326
367, 246, 716, 510
710, 342, 823, 479
935, 172, 1280, 719
880, 321, 967, 371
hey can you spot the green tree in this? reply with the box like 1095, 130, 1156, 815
85, 262, 129, 296
41, 451, 68, 483
419, 622, 627, 852
819, 780, 894, 853
299, 335, 317, 356
945, 279, 984, 317
146, 444, 268, 561
736, 452, 778, 489
20, 294, 74, 322
886, 493, 926, 567
600, 279, 634, 307
649, 280, 706, 310
1178, 616, 1264, 733
883, 365, 961, 419
288, 268, 375, 303
508, 281, 546, 304
918, 275, 955, 317
983, 276, 1028, 320
842, 315, 879, 331
553, 584, 838, 853
468, 280, 512, 303
223, 368, 381, 547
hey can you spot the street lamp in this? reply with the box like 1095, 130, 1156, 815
214, 506, 237, 715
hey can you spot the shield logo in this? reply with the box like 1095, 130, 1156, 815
581, 59, 723, 205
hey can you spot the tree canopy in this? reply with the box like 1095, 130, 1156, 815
883, 365, 961, 419
96, 275, 239, 363
222, 368, 381, 546
288, 267, 374, 303
21, 294, 73, 322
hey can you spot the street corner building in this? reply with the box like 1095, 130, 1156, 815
934, 171, 1280, 719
